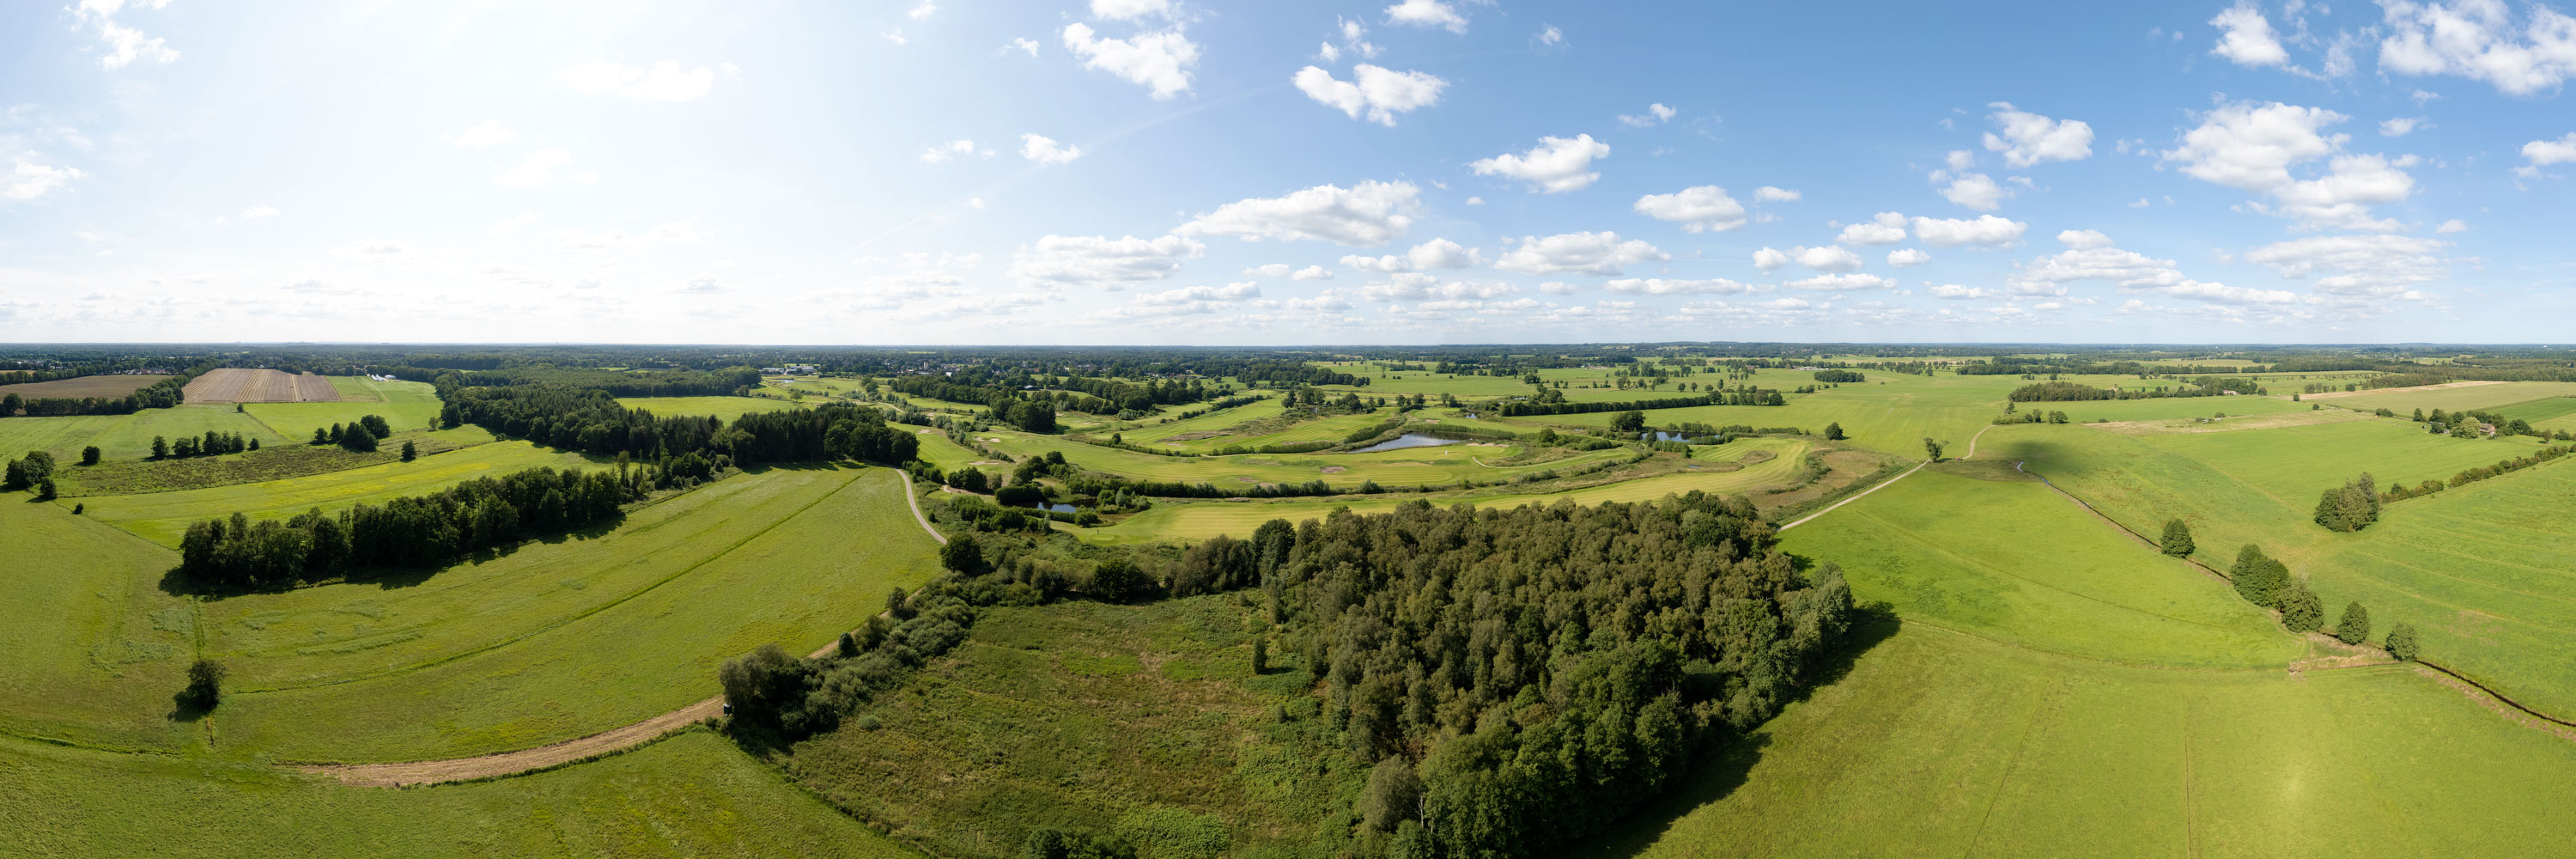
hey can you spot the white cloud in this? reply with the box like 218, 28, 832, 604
677, 277, 724, 295
1791, 245, 1865, 272
1838, 211, 1908, 245
2162, 101, 2414, 230
241, 205, 278, 219
561, 60, 716, 101
2129, 198, 2152, 208
1946, 149, 1977, 172
1632, 186, 1747, 233
2523, 132, 2576, 176
1341, 238, 1485, 272
1887, 248, 1932, 267
4, 158, 83, 201
1019, 133, 1084, 164
1604, 277, 1756, 295
1982, 102, 2093, 168
1463, 196, 1485, 205
1291, 265, 1334, 280
2010, 233, 2300, 305
2267, 154, 2415, 231
2435, 218, 2469, 234
2209, 3, 2291, 67
1176, 180, 1420, 246
883, 29, 908, 46
1247, 264, 1293, 278
1011, 234, 1206, 288
2379, 0, 2576, 95
2379, 117, 2429, 137
451, 120, 514, 148
1362, 277, 1517, 302
1619, 103, 1678, 127
2057, 228, 2114, 249
1786, 273, 1893, 291
1385, 0, 1468, 34
1293, 64, 1448, 126
1535, 24, 1564, 46
493, 149, 575, 188
1492, 231, 1669, 276
1933, 171, 2008, 210
1911, 215, 2027, 247
490, 210, 541, 234
908, 0, 938, 21
1010, 38, 1041, 57
1091, 0, 1175, 20
1928, 283, 1992, 300
1136, 282, 1261, 305
2245, 234, 2451, 302
920, 138, 978, 164
1333, 16, 1383, 60
1752, 247, 1791, 271
1470, 134, 1610, 193
76, 1, 180, 70
1753, 186, 1801, 203
1062, 23, 1200, 100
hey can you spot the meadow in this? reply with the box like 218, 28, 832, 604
1099, 405, 1399, 454
0, 497, 199, 751
2320, 381, 2576, 414
58, 426, 502, 497
0, 403, 294, 461
1517, 371, 2019, 459
0, 373, 170, 399
0, 729, 915, 858
73, 438, 608, 546
244, 376, 445, 440
975, 429, 1629, 490
201, 466, 939, 762
615, 395, 802, 423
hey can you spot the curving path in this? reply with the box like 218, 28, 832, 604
1780, 423, 1996, 532
303, 473, 949, 787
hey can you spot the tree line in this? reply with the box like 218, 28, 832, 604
2379, 443, 2576, 502
1493, 389, 1783, 417
2008, 379, 2265, 402
175, 465, 641, 590
438, 383, 920, 467
155, 430, 258, 460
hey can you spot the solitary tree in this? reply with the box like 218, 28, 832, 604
81, 446, 100, 466
2335, 601, 2372, 646
1824, 422, 1845, 441
184, 659, 227, 710
886, 585, 914, 618
2385, 623, 2421, 661
1610, 410, 1647, 434
2160, 519, 2196, 557
1923, 437, 1946, 461
1251, 637, 1268, 674
400, 441, 417, 462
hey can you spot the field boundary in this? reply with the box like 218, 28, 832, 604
1779, 423, 1993, 532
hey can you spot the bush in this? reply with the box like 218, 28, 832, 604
184, 659, 226, 710
2335, 601, 2372, 646
1088, 557, 1157, 603
2279, 581, 2324, 633
2229, 545, 2288, 607
2385, 622, 2420, 661
81, 446, 100, 466
2159, 519, 2195, 557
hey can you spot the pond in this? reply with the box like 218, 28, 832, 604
1642, 431, 1706, 442
1027, 502, 1075, 514
1350, 432, 1465, 453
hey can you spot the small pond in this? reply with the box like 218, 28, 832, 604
1028, 503, 1075, 514
1350, 432, 1465, 453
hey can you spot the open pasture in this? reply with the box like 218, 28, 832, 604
0, 403, 293, 461
0, 374, 170, 400
0, 730, 914, 858
2319, 381, 2576, 414
978, 429, 1628, 490
202, 466, 939, 762
1521, 371, 2021, 458
0, 500, 198, 751
1591, 625, 2576, 859
2490, 394, 2576, 429
1123, 397, 1287, 447
73, 438, 605, 546
244, 377, 444, 441
1119, 406, 1398, 454
1079, 439, 1808, 545
183, 368, 339, 403
58, 426, 501, 497
2089, 405, 2372, 436
615, 395, 801, 423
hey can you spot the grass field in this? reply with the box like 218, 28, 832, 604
1079, 439, 1807, 545
1516, 371, 2030, 459
0, 729, 918, 858
1103, 405, 1397, 454
2324, 381, 2576, 415
57, 426, 501, 497
0, 374, 169, 400
201, 466, 940, 762
1587, 624, 2576, 859
0, 497, 198, 751
0, 404, 295, 461
73, 439, 607, 546
244, 377, 443, 440
976, 429, 1628, 490
2491, 394, 2576, 429
616, 396, 801, 423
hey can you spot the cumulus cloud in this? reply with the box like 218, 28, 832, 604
1911, 215, 2027, 247
2435, 218, 2469, 233
1362, 277, 1518, 302
1342, 238, 1484, 272
1604, 277, 1757, 295
2244, 234, 2451, 303
2057, 228, 2114, 249
2523, 132, 2576, 176
2209, 3, 2291, 67
1931, 170, 2008, 210
1790, 245, 1865, 272
2010, 231, 2299, 305
1631, 186, 1747, 233
1384, 0, 1468, 34
1492, 231, 1668, 276
1982, 102, 2093, 168
2161, 101, 2413, 230
1838, 211, 1908, 245
1020, 133, 1084, 164
452, 120, 514, 148
1887, 248, 1931, 267
1062, 23, 1200, 99
1176, 180, 1419, 246
74, 1, 179, 70
1618, 103, 1678, 127
561, 60, 717, 101
1753, 186, 1801, 203
4, 158, 84, 201
1927, 283, 1993, 300
1785, 273, 1893, 291
2379, 117, 2429, 137
1011, 234, 1206, 288
1091, 0, 1175, 20
1293, 64, 1448, 125
1009, 37, 1041, 57
1134, 282, 1261, 305
2379, 0, 2576, 95
1470, 134, 1610, 193
920, 138, 978, 164
1752, 247, 1791, 271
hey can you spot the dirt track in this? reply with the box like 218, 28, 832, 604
301, 473, 951, 787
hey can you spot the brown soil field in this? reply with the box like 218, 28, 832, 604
0, 374, 171, 399
2303, 380, 2504, 399
181, 368, 342, 403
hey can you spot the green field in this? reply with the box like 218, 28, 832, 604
977, 429, 1629, 490
616, 396, 801, 423
0, 730, 916, 858
1516, 371, 2023, 459
57, 426, 503, 497
1080, 439, 1807, 545
2324, 381, 2576, 415
2491, 394, 2576, 428
244, 377, 444, 441
73, 439, 608, 546
197, 466, 939, 762
1101, 404, 1399, 454
0, 497, 197, 751
0, 404, 294, 462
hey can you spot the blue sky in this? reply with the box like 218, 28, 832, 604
3, 0, 2573, 344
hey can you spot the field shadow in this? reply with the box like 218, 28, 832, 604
1567, 600, 1901, 858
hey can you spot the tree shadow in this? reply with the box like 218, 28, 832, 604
1568, 600, 1901, 858
166, 692, 214, 723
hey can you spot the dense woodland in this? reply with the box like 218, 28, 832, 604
437, 383, 920, 467
176, 466, 641, 590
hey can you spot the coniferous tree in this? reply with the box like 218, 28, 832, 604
2385, 623, 2420, 661
2335, 601, 2372, 646
2279, 581, 2324, 632
2160, 519, 2196, 557
2230, 545, 2287, 606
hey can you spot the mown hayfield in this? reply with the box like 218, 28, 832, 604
204, 466, 939, 762
0, 404, 294, 461
615, 395, 801, 423
2491, 394, 2576, 428
978, 430, 1628, 490
73, 439, 606, 546
1588, 625, 2576, 859
1774, 468, 2300, 668
0, 499, 198, 751
2300, 462, 2576, 718
2038, 393, 2311, 423
2323, 381, 2576, 415
0, 374, 170, 399
244, 377, 443, 441
1080, 440, 1806, 545
0, 730, 917, 858
57, 426, 501, 497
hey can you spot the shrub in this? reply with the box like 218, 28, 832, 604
184, 659, 226, 710
2159, 519, 2195, 557
2279, 581, 2324, 633
2385, 623, 2420, 661
2335, 601, 2372, 646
